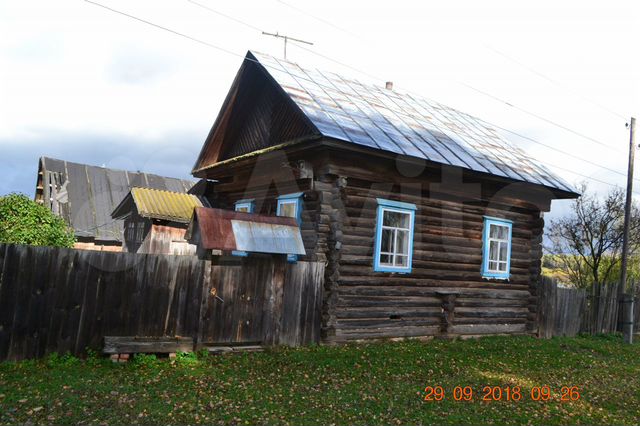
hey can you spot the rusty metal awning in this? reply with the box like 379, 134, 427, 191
187, 207, 305, 255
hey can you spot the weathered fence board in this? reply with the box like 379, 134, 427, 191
538, 276, 639, 338
0, 243, 324, 361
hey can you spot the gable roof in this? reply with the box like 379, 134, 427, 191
36, 157, 196, 242
112, 187, 205, 224
193, 51, 577, 197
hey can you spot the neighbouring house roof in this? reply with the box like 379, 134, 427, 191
112, 187, 206, 224
193, 51, 578, 198
186, 207, 306, 255
35, 157, 196, 242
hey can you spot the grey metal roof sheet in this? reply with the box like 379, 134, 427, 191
38, 157, 196, 242
231, 220, 305, 255
249, 51, 576, 195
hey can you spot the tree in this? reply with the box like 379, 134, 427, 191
547, 184, 640, 287
0, 193, 76, 248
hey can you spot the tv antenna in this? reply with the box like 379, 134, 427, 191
261, 31, 313, 60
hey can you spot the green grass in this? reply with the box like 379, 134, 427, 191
0, 335, 638, 425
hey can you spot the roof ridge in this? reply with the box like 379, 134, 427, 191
39, 156, 196, 183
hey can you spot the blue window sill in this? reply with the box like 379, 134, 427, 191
374, 266, 412, 274
482, 273, 510, 280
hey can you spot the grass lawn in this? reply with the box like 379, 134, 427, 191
0, 334, 638, 425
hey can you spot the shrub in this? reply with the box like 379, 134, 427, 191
0, 193, 75, 247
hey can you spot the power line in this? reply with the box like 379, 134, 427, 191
275, 0, 362, 40
476, 117, 640, 185
83, 0, 631, 194
84, 0, 243, 58
460, 82, 625, 154
186, 0, 261, 32
285, 43, 636, 184
484, 44, 628, 121
273, 1, 628, 154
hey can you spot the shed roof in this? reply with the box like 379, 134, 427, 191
112, 187, 205, 224
187, 207, 305, 255
194, 51, 578, 197
36, 157, 197, 242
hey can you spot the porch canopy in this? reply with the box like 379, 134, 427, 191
187, 207, 305, 255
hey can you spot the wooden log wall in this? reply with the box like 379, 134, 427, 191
325, 178, 545, 342
0, 243, 324, 361
195, 147, 567, 342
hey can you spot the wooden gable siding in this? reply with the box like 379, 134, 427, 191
194, 60, 316, 172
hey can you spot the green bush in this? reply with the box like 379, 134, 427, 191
0, 193, 75, 247
45, 352, 80, 368
131, 353, 158, 369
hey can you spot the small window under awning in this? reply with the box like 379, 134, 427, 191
186, 207, 305, 255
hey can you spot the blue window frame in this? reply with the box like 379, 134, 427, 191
234, 199, 255, 213
277, 192, 303, 262
481, 216, 513, 280
373, 198, 417, 273
232, 199, 255, 256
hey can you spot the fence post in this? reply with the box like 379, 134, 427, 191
621, 293, 634, 344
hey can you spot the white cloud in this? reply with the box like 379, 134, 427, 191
0, 0, 638, 222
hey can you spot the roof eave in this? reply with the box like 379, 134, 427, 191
319, 137, 581, 200
192, 134, 322, 177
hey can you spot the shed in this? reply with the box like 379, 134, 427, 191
35, 156, 196, 251
191, 51, 579, 343
112, 187, 207, 255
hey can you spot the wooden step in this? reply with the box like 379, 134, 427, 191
205, 345, 264, 355
103, 336, 193, 354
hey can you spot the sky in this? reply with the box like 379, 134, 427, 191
1, 0, 639, 225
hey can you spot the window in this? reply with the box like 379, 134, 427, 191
232, 199, 255, 256
482, 217, 512, 279
234, 199, 255, 213
277, 193, 303, 262
374, 198, 416, 273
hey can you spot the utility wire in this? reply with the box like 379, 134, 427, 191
476, 117, 640, 185
84, 0, 242, 58
287, 40, 638, 184
84, 0, 631, 193
278, 2, 628, 154
460, 82, 625, 154
275, 0, 362, 40
186, 0, 261, 32
484, 44, 628, 121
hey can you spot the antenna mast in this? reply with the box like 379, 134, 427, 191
261, 31, 313, 60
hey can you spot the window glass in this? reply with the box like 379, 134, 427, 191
278, 201, 297, 218
376, 206, 414, 272
483, 218, 512, 278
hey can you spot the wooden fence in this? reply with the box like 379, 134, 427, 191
0, 243, 324, 361
538, 276, 640, 338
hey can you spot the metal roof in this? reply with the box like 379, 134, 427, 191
37, 157, 197, 242
187, 207, 305, 255
113, 187, 204, 224
248, 51, 577, 195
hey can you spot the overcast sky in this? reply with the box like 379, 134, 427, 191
1, 0, 638, 222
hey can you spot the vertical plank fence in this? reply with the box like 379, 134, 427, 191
0, 243, 324, 361
538, 276, 639, 338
